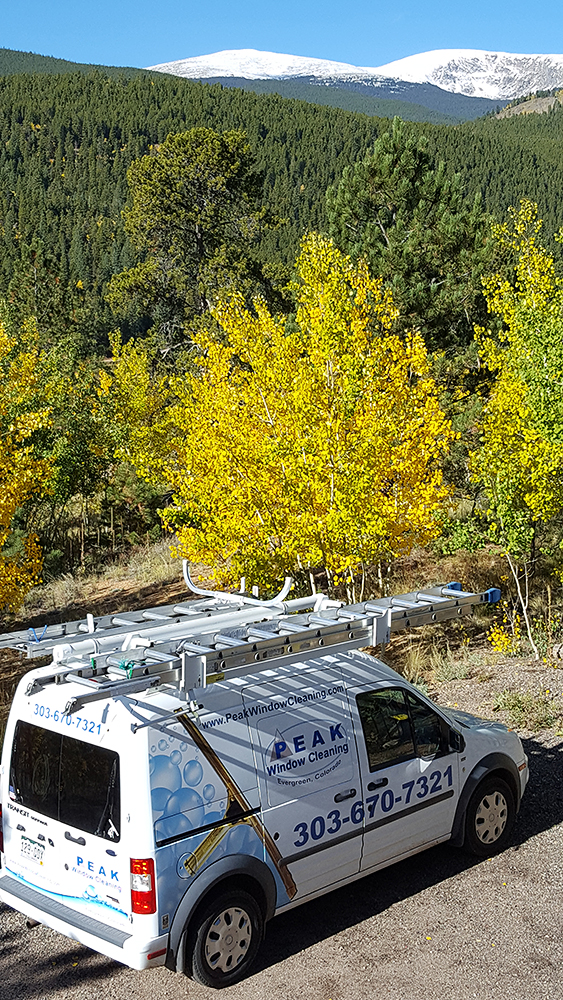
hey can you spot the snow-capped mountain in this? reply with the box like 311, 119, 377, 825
147, 50, 362, 81
147, 48, 563, 101
375, 50, 563, 100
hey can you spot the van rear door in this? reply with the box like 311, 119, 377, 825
3, 717, 129, 928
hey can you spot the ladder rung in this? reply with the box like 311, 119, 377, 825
178, 641, 215, 655
415, 592, 453, 604
213, 634, 248, 648
337, 608, 378, 621
247, 625, 283, 639
307, 614, 348, 628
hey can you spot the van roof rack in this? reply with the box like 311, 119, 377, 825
0, 562, 500, 716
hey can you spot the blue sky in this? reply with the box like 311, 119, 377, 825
4, 1, 563, 69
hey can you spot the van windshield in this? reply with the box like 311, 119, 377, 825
9, 720, 120, 841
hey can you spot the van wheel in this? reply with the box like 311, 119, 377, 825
464, 777, 515, 857
187, 889, 264, 988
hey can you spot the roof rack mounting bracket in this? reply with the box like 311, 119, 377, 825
62, 675, 162, 715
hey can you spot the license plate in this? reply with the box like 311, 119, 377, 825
21, 836, 44, 863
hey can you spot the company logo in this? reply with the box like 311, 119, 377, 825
75, 856, 119, 882
264, 721, 351, 783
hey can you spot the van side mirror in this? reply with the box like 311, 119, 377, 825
449, 728, 465, 753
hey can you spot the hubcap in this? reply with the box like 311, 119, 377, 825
475, 790, 508, 843
204, 906, 252, 974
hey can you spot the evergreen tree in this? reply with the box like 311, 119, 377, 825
1, 70, 563, 352
326, 118, 493, 350
106, 127, 281, 343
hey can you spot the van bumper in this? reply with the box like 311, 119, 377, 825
0, 869, 168, 971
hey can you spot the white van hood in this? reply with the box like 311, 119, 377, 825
441, 706, 511, 735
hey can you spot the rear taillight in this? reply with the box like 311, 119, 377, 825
130, 858, 156, 914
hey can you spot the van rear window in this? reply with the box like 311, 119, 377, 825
9, 721, 120, 841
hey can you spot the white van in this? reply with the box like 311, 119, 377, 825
0, 569, 528, 987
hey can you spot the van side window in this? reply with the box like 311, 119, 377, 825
405, 692, 445, 758
10, 721, 120, 841
356, 688, 446, 770
356, 689, 415, 770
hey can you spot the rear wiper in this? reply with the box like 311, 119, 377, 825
94, 760, 119, 840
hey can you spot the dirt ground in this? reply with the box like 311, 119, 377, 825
429, 649, 562, 733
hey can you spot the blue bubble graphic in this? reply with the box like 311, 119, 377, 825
150, 755, 182, 793
150, 745, 156, 753
202, 783, 215, 802
149, 756, 155, 775
226, 824, 253, 854
203, 810, 223, 826
180, 742, 188, 752
151, 786, 172, 814
164, 787, 205, 828
183, 759, 203, 787
157, 862, 183, 915
225, 825, 262, 858
170, 750, 182, 765
158, 739, 168, 752
247, 836, 263, 858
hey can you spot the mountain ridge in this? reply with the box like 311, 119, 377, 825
147, 47, 563, 101
207, 76, 500, 122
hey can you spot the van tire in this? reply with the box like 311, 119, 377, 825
464, 777, 515, 857
186, 889, 264, 988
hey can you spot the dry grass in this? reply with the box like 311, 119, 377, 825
492, 690, 563, 732
23, 540, 182, 616
0, 651, 32, 735
385, 545, 507, 601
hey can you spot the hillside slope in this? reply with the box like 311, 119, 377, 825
0, 46, 144, 78
202, 76, 499, 123
0, 69, 562, 347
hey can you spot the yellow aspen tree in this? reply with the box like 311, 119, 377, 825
472, 201, 563, 657
0, 318, 51, 613
105, 235, 453, 595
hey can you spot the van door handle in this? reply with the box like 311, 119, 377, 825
367, 778, 388, 790
65, 831, 86, 846
334, 789, 356, 802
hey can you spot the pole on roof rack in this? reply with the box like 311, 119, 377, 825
182, 560, 293, 607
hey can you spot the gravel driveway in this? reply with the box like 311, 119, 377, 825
2, 731, 562, 1000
